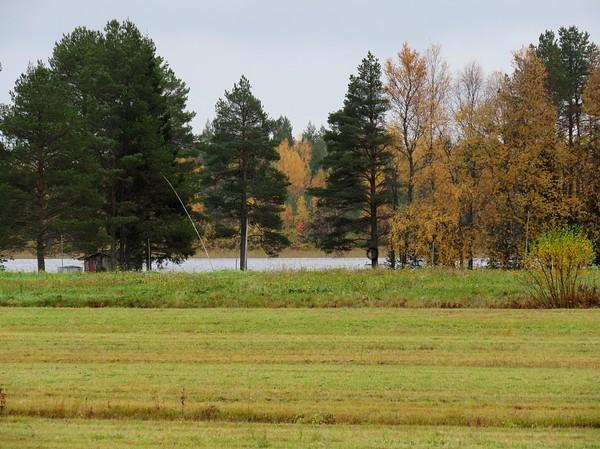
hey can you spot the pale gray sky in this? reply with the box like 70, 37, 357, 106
1, 0, 599, 133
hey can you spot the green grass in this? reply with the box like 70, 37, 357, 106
3, 418, 600, 448
1, 273, 599, 448
0, 268, 560, 307
1, 308, 599, 433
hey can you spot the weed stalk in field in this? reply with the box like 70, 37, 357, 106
180, 388, 186, 417
0, 387, 6, 415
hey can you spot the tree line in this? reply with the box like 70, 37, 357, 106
1, 21, 598, 271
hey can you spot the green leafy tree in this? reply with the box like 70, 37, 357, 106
534, 26, 599, 146
272, 115, 295, 145
201, 76, 290, 270
0, 63, 103, 271
50, 20, 198, 270
310, 52, 392, 267
302, 122, 328, 175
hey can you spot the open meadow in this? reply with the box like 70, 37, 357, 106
1, 293, 600, 448
2, 1, 600, 447
0, 268, 559, 308
1, 268, 599, 308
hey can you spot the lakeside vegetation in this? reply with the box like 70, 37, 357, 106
0, 269, 560, 307
1, 307, 599, 447
1, 268, 599, 308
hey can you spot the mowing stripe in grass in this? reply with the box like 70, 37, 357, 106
1, 308, 599, 429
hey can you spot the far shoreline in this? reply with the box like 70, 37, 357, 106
4, 248, 369, 260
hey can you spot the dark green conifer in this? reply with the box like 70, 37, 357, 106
310, 52, 391, 267
201, 76, 289, 270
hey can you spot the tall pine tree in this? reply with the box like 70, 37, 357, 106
0, 63, 103, 271
534, 26, 599, 146
310, 52, 391, 267
201, 76, 289, 270
50, 20, 198, 270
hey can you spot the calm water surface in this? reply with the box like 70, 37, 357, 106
3, 257, 370, 273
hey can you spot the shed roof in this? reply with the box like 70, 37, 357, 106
80, 252, 111, 261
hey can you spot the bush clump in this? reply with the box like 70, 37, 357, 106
526, 227, 597, 308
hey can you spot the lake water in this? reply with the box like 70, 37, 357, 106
2, 257, 371, 273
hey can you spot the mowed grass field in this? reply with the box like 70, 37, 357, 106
5, 418, 600, 449
1, 307, 600, 448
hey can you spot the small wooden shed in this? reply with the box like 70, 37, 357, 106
82, 252, 113, 272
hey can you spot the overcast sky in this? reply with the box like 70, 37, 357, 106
1, 0, 599, 134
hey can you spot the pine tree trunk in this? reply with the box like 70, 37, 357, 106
240, 158, 248, 272
110, 169, 118, 271
119, 225, 126, 270
36, 161, 46, 272
240, 215, 248, 271
146, 239, 151, 272
36, 238, 45, 272
370, 167, 378, 269
119, 176, 127, 269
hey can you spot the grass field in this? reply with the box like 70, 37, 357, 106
0, 269, 548, 307
1, 307, 600, 447
4, 418, 600, 448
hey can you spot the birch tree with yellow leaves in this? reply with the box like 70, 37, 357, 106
483, 49, 567, 266
276, 138, 317, 244
385, 43, 457, 266
581, 66, 600, 262
384, 43, 428, 265
451, 62, 491, 268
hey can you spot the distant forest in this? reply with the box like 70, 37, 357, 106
1, 21, 599, 270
